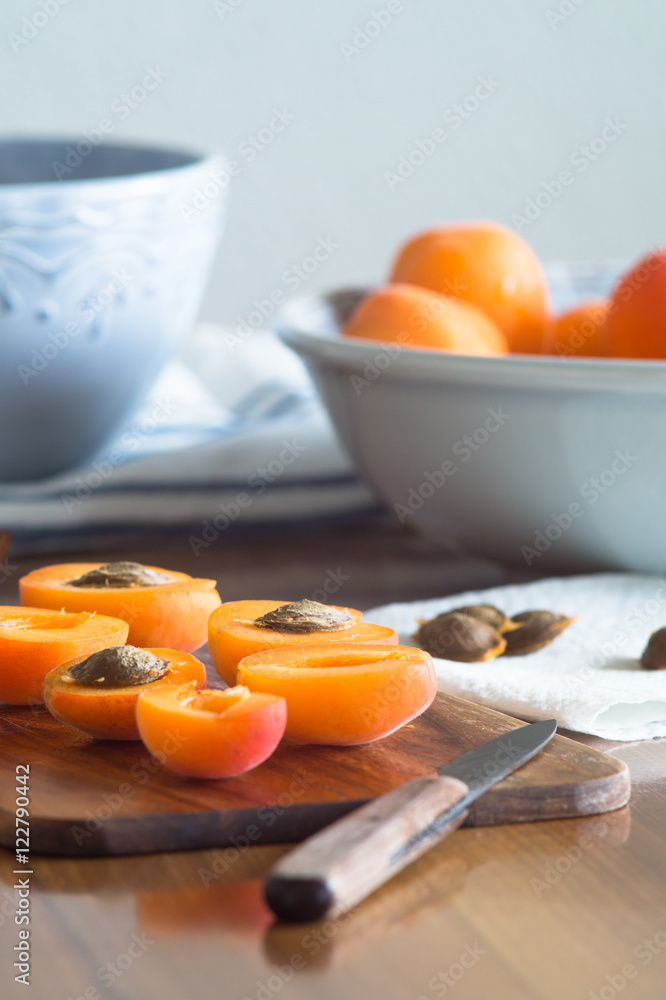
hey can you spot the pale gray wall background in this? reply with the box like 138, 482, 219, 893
1, 0, 663, 328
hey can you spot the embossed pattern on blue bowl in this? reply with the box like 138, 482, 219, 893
0, 139, 227, 482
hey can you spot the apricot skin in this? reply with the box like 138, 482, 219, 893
389, 223, 549, 354
136, 684, 287, 778
605, 250, 666, 359
543, 299, 610, 358
19, 562, 221, 652
342, 284, 508, 355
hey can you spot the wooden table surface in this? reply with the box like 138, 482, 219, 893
1, 522, 665, 1000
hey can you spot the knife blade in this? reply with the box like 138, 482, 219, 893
264, 718, 557, 922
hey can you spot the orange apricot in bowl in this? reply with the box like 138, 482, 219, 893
0, 607, 129, 706
136, 683, 287, 778
389, 222, 549, 354
341, 284, 508, 355
604, 249, 666, 359
19, 561, 221, 652
543, 299, 610, 358
236, 643, 437, 745
208, 599, 398, 687
44, 647, 207, 740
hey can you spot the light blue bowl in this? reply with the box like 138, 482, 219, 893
277, 264, 666, 574
0, 138, 227, 482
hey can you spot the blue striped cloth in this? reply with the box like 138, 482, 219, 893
0, 328, 377, 554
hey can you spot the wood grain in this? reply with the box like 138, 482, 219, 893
0, 530, 664, 1000
0, 692, 629, 856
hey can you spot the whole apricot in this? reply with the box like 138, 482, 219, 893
341, 284, 508, 355
543, 299, 610, 358
605, 249, 666, 359
389, 222, 549, 354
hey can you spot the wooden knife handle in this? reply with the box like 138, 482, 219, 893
264, 774, 469, 922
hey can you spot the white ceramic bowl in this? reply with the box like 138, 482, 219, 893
277, 266, 666, 574
0, 139, 227, 481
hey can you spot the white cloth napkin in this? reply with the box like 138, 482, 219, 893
0, 325, 376, 552
367, 573, 666, 741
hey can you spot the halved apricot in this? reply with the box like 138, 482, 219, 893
20, 562, 221, 652
236, 643, 436, 745
208, 600, 397, 687
0, 606, 128, 705
136, 683, 287, 778
44, 648, 206, 740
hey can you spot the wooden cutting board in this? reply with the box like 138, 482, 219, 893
0, 693, 629, 857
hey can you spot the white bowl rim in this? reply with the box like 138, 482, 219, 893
276, 287, 666, 393
0, 137, 227, 199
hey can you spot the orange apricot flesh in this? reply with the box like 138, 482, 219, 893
44, 648, 206, 740
20, 562, 221, 652
342, 284, 508, 355
236, 643, 436, 745
208, 600, 397, 687
0, 606, 128, 705
136, 683, 287, 778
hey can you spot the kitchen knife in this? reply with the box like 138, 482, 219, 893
265, 718, 557, 922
